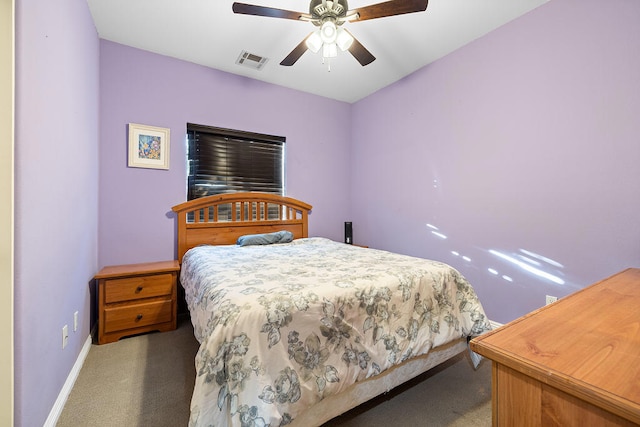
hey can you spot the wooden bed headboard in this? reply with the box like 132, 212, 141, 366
171, 192, 312, 263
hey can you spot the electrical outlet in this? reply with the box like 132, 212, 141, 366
545, 295, 558, 305
74, 311, 79, 332
62, 325, 69, 349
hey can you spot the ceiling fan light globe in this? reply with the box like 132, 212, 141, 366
336, 27, 353, 51
306, 31, 323, 53
323, 42, 338, 58
320, 21, 337, 44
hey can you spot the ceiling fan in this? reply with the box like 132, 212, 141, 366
232, 0, 429, 69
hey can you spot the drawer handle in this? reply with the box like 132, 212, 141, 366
136, 314, 143, 321
136, 286, 143, 293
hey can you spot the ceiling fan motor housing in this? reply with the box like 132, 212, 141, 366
310, 0, 348, 21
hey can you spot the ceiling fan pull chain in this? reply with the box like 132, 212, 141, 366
322, 57, 331, 72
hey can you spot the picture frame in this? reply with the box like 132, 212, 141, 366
128, 123, 170, 170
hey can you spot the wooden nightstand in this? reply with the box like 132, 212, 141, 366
95, 260, 179, 344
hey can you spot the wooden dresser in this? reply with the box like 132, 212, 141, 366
96, 260, 179, 344
470, 268, 640, 427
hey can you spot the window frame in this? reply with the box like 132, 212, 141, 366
186, 123, 285, 200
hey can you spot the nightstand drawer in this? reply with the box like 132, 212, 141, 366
103, 299, 173, 333
104, 273, 173, 303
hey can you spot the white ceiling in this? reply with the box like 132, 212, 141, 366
87, 0, 548, 103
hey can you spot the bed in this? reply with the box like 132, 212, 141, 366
171, 192, 491, 427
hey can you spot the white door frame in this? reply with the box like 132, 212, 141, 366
1, 0, 15, 424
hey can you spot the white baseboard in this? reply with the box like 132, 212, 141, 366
44, 334, 92, 427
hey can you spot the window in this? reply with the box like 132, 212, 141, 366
186, 123, 285, 200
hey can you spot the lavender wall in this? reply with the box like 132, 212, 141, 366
14, 0, 99, 425
98, 41, 352, 267
351, 0, 640, 324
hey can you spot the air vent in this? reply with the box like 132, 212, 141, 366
236, 51, 269, 71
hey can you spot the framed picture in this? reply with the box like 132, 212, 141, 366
128, 123, 170, 170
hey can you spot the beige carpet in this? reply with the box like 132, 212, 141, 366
57, 317, 491, 426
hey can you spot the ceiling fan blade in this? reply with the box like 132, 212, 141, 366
345, 30, 376, 66
351, 0, 428, 22
232, 3, 306, 21
280, 34, 312, 66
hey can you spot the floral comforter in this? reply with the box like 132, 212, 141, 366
180, 237, 490, 427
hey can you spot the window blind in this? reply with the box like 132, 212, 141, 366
187, 123, 285, 200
